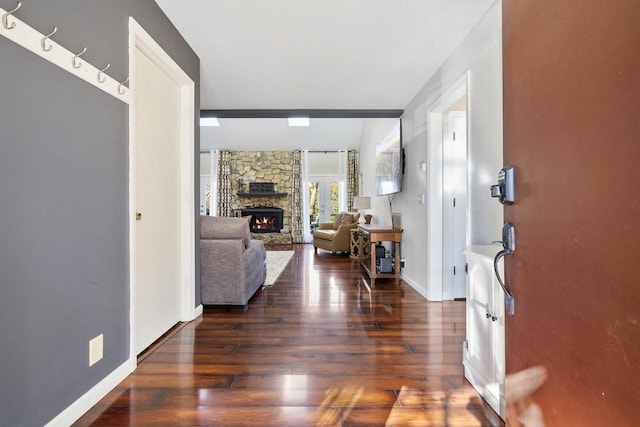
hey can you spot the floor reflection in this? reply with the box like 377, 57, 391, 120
73, 244, 503, 427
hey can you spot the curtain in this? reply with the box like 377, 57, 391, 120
210, 150, 219, 216
338, 150, 347, 212
291, 150, 304, 243
346, 150, 359, 211
217, 150, 232, 217
301, 150, 311, 242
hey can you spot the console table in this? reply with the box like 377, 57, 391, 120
358, 224, 402, 288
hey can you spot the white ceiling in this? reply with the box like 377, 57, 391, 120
154, 0, 495, 150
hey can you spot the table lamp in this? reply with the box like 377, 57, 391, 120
352, 196, 371, 224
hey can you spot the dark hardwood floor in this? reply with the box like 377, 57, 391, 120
74, 244, 503, 426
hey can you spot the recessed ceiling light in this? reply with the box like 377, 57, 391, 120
288, 117, 309, 127
200, 117, 219, 127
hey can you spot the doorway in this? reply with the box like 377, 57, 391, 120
427, 73, 469, 301
308, 176, 340, 233
129, 19, 197, 358
443, 108, 468, 299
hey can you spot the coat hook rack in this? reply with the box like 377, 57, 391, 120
40, 26, 57, 51
0, 2, 129, 103
1, 0, 21, 30
97, 63, 110, 83
71, 46, 86, 69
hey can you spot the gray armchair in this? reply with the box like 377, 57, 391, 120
200, 216, 267, 308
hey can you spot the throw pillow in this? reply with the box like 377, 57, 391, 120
242, 215, 252, 223
333, 212, 354, 229
332, 213, 343, 230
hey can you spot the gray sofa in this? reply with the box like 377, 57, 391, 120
200, 216, 267, 308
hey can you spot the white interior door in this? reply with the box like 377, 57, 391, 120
134, 46, 182, 354
443, 110, 468, 300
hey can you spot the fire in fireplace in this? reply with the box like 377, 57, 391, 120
241, 207, 283, 233
254, 216, 276, 230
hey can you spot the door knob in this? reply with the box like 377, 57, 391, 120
136, 212, 142, 221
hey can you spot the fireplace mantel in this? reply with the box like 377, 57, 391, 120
237, 192, 288, 197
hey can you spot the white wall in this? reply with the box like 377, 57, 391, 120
359, 118, 400, 225
308, 151, 340, 175
359, 0, 503, 300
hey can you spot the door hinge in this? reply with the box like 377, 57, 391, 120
465, 262, 468, 274
453, 131, 456, 141
453, 266, 456, 275
453, 197, 456, 207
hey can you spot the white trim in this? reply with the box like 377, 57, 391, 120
194, 304, 204, 318
426, 111, 444, 301
463, 355, 504, 418
128, 17, 197, 364
128, 20, 138, 366
43, 359, 135, 427
0, 6, 129, 103
400, 273, 430, 301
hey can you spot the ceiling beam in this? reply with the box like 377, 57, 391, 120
200, 109, 403, 119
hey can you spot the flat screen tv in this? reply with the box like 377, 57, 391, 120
375, 120, 404, 196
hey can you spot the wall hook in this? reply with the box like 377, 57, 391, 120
2, 1, 22, 30
97, 63, 110, 83
118, 77, 129, 95
40, 26, 57, 52
71, 46, 86, 69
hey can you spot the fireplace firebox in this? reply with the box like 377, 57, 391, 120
241, 207, 283, 233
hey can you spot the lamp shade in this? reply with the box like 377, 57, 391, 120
352, 196, 371, 210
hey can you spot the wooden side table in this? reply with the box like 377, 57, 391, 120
358, 224, 402, 288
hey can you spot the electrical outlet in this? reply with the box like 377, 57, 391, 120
89, 334, 103, 366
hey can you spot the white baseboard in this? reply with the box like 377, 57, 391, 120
44, 358, 135, 427
46, 305, 203, 426
401, 273, 435, 301
463, 354, 505, 419
194, 304, 203, 318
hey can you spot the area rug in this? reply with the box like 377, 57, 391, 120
264, 250, 294, 287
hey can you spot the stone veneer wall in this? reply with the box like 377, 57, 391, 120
230, 151, 294, 231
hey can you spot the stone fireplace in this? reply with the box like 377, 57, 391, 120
228, 151, 294, 244
241, 207, 284, 233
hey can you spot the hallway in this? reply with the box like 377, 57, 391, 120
75, 245, 502, 426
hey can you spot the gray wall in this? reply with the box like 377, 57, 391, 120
0, 1, 199, 425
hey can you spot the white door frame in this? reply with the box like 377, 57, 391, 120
426, 72, 469, 301
128, 18, 198, 364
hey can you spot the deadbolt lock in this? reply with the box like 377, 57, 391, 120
136, 212, 142, 221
